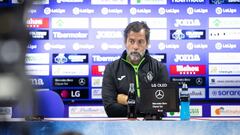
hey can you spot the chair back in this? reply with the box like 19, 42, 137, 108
36, 90, 64, 118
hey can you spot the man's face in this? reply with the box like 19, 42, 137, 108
125, 29, 148, 65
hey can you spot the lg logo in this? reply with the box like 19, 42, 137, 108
61, 90, 81, 98
71, 91, 81, 97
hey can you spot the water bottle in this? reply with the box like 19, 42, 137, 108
127, 83, 137, 119
180, 83, 190, 120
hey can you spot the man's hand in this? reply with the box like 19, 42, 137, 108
117, 94, 128, 105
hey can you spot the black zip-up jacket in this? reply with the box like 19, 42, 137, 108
102, 50, 169, 117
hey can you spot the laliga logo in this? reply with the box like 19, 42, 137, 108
44, 7, 66, 15
44, 43, 66, 51
155, 90, 164, 99
101, 43, 122, 50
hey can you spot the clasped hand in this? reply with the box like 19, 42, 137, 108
117, 94, 128, 105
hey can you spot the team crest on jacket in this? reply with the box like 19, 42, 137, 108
147, 71, 153, 82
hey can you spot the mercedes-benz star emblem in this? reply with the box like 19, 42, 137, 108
155, 90, 164, 99
196, 78, 203, 85
78, 78, 86, 86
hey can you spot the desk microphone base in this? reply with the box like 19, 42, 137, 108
143, 113, 165, 120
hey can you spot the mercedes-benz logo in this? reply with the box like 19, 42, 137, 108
155, 90, 164, 99
196, 78, 203, 85
78, 78, 86, 86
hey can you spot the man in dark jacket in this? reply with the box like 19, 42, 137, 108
102, 21, 169, 117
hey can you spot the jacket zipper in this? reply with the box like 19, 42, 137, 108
122, 58, 145, 98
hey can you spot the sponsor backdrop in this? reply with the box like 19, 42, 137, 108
3, 0, 240, 117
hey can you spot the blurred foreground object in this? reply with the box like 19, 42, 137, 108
36, 90, 64, 118
58, 131, 83, 135
0, 0, 35, 120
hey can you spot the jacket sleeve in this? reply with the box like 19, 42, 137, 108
102, 64, 127, 117
159, 63, 169, 82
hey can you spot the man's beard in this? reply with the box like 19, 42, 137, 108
127, 51, 145, 64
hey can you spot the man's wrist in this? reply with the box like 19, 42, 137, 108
124, 95, 128, 104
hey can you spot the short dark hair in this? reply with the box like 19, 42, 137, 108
124, 21, 150, 44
